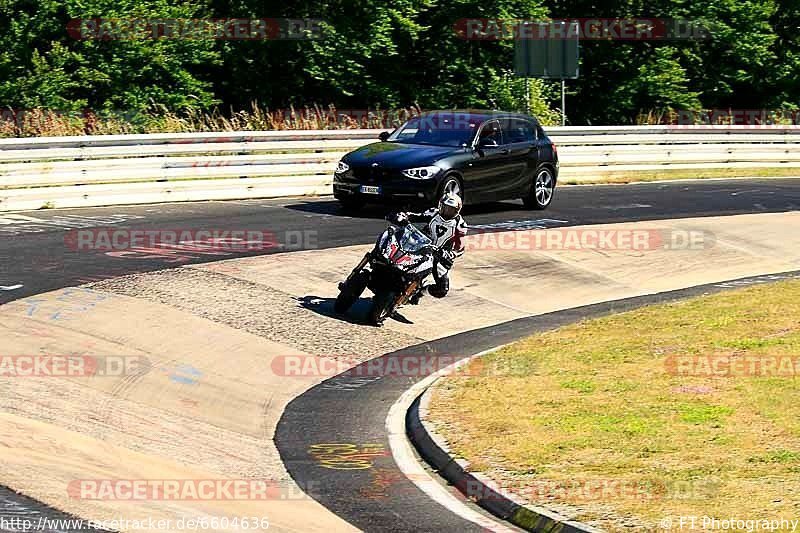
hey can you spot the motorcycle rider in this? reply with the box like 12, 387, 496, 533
389, 192, 467, 301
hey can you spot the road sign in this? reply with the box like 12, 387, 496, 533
513, 22, 580, 79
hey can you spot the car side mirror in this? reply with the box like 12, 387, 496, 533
378, 131, 390, 141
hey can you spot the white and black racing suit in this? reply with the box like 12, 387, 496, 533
390, 208, 467, 298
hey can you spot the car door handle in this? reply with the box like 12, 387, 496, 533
500, 148, 510, 155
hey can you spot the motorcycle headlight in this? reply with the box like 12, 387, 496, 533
336, 160, 350, 174
401, 166, 440, 179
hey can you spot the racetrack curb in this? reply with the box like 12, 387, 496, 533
407, 387, 598, 533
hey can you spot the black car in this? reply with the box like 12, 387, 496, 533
332, 110, 559, 211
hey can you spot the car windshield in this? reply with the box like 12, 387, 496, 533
399, 224, 432, 252
388, 114, 480, 147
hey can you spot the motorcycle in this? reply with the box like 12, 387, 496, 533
335, 220, 438, 326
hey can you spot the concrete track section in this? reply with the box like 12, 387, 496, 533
0, 290, 356, 532
1, 211, 799, 531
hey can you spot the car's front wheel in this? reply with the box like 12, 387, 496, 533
523, 167, 555, 210
438, 174, 463, 202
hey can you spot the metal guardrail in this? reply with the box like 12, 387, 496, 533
1, 126, 799, 211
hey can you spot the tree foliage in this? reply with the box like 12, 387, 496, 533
0, 0, 797, 125
0, 0, 218, 113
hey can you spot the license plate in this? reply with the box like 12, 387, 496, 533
359, 185, 380, 195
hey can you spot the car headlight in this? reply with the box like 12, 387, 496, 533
401, 166, 440, 179
335, 161, 350, 174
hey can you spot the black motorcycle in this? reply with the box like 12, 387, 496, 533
335, 221, 437, 326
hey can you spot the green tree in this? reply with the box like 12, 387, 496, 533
406, 0, 551, 109
0, 0, 219, 113
547, 0, 785, 123
622, 46, 701, 115
487, 72, 561, 124
1, 0, 798, 127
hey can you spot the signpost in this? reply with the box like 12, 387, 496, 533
513, 21, 580, 126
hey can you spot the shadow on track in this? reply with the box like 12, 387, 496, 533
295, 295, 371, 325
283, 199, 528, 218
295, 295, 415, 326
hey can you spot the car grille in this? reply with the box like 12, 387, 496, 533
354, 167, 391, 182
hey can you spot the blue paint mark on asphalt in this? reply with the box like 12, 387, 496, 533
159, 364, 204, 385
10, 287, 110, 321
21, 298, 46, 317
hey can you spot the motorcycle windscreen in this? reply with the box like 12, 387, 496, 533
397, 226, 432, 252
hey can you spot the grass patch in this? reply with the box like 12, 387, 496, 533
560, 378, 597, 394
676, 403, 733, 425
748, 450, 800, 464
429, 279, 800, 531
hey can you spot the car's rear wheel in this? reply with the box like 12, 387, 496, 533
523, 167, 555, 210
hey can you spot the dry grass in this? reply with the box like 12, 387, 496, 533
0, 104, 422, 137
429, 280, 800, 531
636, 109, 800, 126
3, 105, 796, 137
562, 167, 800, 185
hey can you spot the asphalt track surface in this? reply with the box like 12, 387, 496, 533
2, 178, 800, 531
2, 178, 800, 306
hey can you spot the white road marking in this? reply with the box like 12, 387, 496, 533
0, 284, 23, 291
0, 213, 145, 236
591, 203, 652, 209
0, 214, 47, 224
470, 218, 568, 232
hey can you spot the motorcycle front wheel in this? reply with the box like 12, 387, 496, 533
368, 290, 397, 326
334, 272, 369, 313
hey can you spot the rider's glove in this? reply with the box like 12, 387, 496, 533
388, 212, 410, 226
438, 249, 455, 269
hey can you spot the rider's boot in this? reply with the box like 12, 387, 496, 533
409, 290, 424, 305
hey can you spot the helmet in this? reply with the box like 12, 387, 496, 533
438, 192, 462, 220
